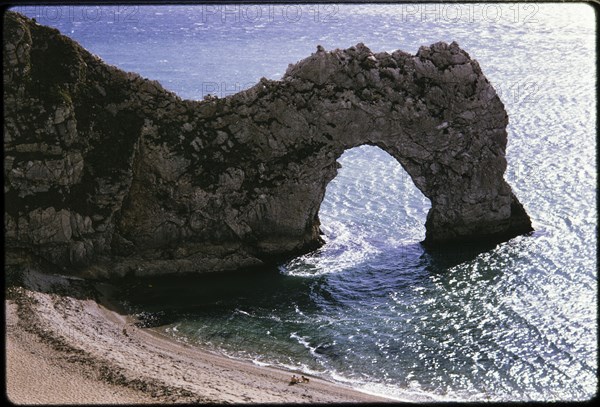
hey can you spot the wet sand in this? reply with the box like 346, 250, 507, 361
5, 269, 394, 404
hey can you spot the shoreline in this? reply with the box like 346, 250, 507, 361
6, 269, 395, 404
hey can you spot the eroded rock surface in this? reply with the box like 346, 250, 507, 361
4, 12, 532, 278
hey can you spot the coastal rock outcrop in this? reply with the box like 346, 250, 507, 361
4, 12, 532, 278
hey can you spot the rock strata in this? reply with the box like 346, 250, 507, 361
4, 12, 532, 278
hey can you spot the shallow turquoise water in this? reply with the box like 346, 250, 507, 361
14, 4, 597, 401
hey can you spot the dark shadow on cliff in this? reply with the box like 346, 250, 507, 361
5, 250, 103, 304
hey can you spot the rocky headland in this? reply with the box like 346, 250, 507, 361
4, 11, 532, 279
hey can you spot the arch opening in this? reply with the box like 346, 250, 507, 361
320, 144, 431, 245
281, 145, 432, 275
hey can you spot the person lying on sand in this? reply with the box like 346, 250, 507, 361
290, 375, 310, 384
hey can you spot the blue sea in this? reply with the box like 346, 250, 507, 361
13, 3, 597, 401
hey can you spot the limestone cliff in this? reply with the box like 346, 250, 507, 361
4, 12, 532, 278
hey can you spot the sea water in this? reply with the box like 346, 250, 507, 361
13, 4, 597, 401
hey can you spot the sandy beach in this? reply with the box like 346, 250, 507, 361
5, 269, 394, 404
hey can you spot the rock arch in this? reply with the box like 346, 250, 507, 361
3, 12, 532, 277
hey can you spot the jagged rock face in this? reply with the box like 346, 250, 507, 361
4, 12, 532, 278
